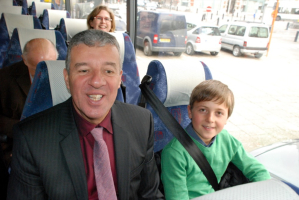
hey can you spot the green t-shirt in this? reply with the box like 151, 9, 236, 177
161, 129, 271, 200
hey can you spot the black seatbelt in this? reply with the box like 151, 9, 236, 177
139, 75, 220, 191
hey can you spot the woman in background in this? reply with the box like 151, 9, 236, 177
87, 5, 116, 32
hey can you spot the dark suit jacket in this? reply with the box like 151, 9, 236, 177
7, 98, 163, 200
0, 61, 30, 167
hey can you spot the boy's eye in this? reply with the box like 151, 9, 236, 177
199, 108, 206, 112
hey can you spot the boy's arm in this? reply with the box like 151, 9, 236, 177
161, 146, 189, 200
231, 145, 271, 182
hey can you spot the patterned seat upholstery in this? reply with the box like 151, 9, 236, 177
105, 32, 140, 105
0, 13, 41, 68
141, 60, 213, 152
21, 60, 124, 120
2, 27, 67, 68
42, 9, 70, 30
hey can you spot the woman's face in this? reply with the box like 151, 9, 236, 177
89, 10, 112, 32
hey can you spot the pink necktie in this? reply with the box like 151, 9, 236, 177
91, 127, 117, 200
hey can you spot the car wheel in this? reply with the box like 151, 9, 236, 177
210, 51, 218, 56
143, 42, 152, 56
232, 46, 241, 57
254, 53, 263, 58
185, 43, 194, 55
173, 52, 182, 56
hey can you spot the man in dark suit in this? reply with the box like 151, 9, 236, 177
7, 30, 163, 199
0, 38, 58, 200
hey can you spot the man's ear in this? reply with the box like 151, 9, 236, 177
63, 68, 70, 91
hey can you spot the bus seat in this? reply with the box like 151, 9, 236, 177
0, 13, 42, 68
109, 32, 141, 105
21, 60, 124, 120
42, 9, 70, 30
2, 27, 67, 68
0, 5, 23, 16
30, 1, 54, 17
58, 18, 87, 43
140, 60, 212, 152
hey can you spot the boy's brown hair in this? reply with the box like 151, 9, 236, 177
189, 80, 234, 117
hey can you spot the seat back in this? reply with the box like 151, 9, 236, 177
2, 27, 67, 68
0, 13, 42, 68
42, 9, 70, 30
0, 5, 23, 15
142, 60, 213, 152
21, 60, 124, 119
30, 1, 54, 17
109, 32, 140, 105
58, 18, 87, 43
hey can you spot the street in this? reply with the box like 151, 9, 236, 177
135, 20, 299, 152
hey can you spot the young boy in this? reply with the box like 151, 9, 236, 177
161, 80, 271, 200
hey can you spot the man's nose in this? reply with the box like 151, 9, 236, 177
89, 72, 106, 88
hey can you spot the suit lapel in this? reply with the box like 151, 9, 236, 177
59, 99, 88, 200
112, 103, 131, 200
15, 61, 31, 96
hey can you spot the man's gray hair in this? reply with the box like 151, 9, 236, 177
65, 30, 121, 73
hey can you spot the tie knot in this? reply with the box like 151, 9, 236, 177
91, 127, 104, 142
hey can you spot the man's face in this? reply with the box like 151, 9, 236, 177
187, 100, 229, 145
63, 44, 122, 124
140, 12, 154, 32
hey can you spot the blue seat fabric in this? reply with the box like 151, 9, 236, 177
143, 60, 213, 152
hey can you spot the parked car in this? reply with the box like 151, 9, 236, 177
144, 2, 157, 11
219, 21, 270, 58
136, 11, 187, 56
185, 21, 221, 56
250, 139, 299, 195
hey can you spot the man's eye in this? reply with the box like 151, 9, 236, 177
79, 70, 88, 73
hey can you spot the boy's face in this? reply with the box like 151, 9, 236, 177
187, 100, 229, 145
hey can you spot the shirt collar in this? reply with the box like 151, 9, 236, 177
185, 122, 216, 147
72, 103, 113, 136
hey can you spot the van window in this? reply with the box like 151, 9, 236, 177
236, 26, 246, 36
228, 25, 237, 35
219, 25, 227, 33
249, 27, 268, 38
159, 15, 186, 34
201, 27, 221, 36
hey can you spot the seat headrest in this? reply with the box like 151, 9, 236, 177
147, 60, 207, 107
63, 18, 87, 42
17, 28, 56, 53
4, 13, 34, 38
33, 2, 52, 17
0, 5, 22, 15
46, 9, 68, 29
0, 1, 13, 6
108, 32, 124, 66
46, 60, 70, 106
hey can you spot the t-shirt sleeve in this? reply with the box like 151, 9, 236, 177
161, 145, 189, 200
231, 144, 271, 182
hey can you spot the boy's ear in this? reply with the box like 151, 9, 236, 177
187, 105, 192, 119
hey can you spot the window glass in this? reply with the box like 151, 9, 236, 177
201, 27, 221, 36
228, 25, 237, 35
249, 27, 268, 38
219, 25, 227, 33
236, 26, 246, 36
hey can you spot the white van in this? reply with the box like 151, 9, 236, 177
219, 22, 270, 58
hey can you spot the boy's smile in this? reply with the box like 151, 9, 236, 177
188, 100, 229, 145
